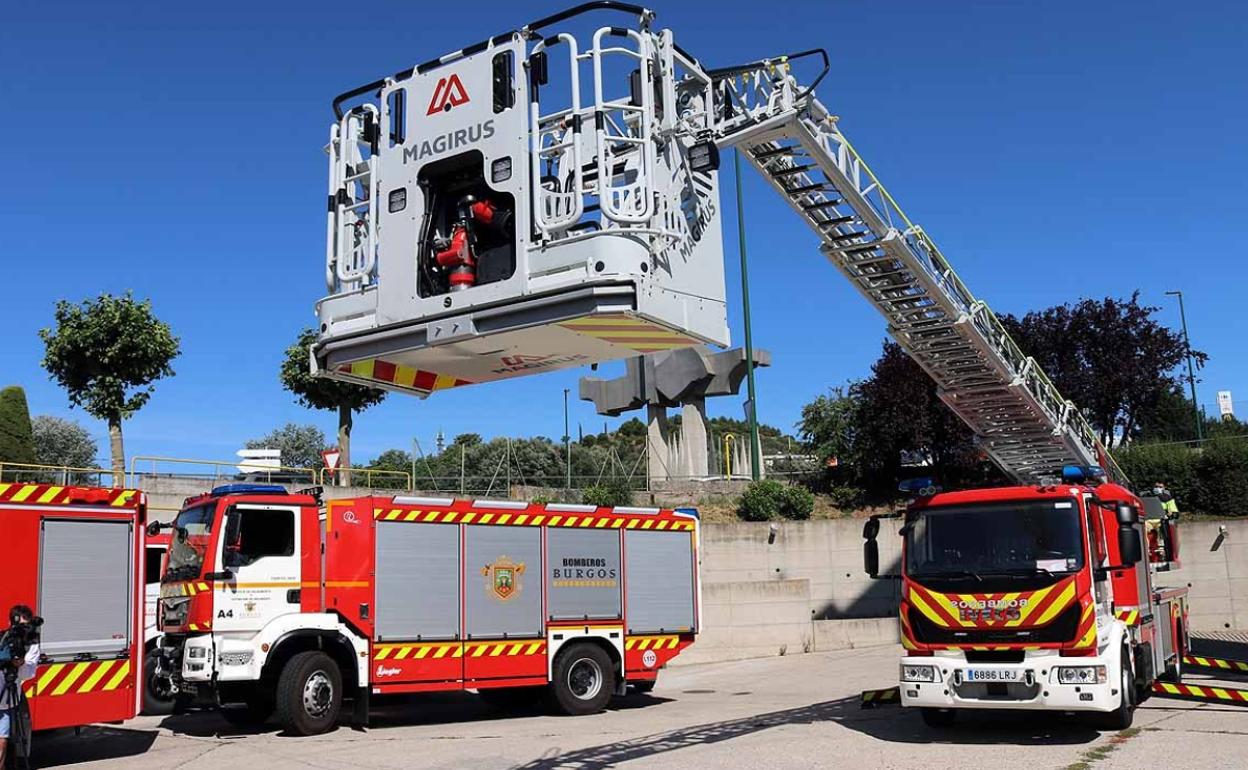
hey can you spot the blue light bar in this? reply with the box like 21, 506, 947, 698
210, 483, 288, 497
675, 507, 700, 520
1060, 465, 1106, 484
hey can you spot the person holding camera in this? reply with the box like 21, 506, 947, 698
0, 605, 40, 769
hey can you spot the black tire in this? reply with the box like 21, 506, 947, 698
221, 689, 275, 727
549, 643, 615, 716
477, 686, 544, 711
1100, 651, 1135, 731
142, 651, 175, 716
920, 707, 957, 728
275, 651, 343, 736
630, 680, 657, 694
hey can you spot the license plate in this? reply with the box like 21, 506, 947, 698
964, 668, 1021, 682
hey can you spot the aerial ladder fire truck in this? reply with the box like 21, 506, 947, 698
151, 2, 1240, 733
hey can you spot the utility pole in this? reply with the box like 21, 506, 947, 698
563, 388, 572, 488
1166, 290, 1203, 442
734, 149, 762, 481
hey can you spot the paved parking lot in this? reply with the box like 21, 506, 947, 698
30, 645, 1248, 770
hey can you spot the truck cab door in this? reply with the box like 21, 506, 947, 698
212, 505, 302, 635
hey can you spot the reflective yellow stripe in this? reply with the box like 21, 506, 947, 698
627, 519, 640, 528
35, 664, 65, 694
38, 485, 64, 503
1030, 582, 1076, 627
489, 644, 506, 657
1213, 688, 1232, 700
78, 660, 116, 693
461, 512, 476, 524
595, 518, 610, 528
579, 518, 593, 528
515, 514, 529, 526
497, 514, 511, 525
531, 515, 545, 526
11, 485, 37, 502
52, 662, 91, 696
434, 645, 453, 659
479, 513, 494, 524
471, 645, 487, 657
101, 661, 131, 691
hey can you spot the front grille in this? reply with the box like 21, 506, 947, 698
909, 603, 1080, 645
966, 649, 1025, 664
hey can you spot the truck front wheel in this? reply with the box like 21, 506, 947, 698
549, 643, 615, 716
276, 651, 342, 735
1099, 651, 1135, 731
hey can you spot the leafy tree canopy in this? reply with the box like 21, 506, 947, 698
31, 415, 98, 470
0, 386, 36, 467
279, 328, 386, 415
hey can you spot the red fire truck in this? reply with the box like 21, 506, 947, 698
0, 482, 147, 749
155, 484, 700, 735
863, 466, 1187, 728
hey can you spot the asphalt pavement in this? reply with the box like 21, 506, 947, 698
28, 644, 1248, 770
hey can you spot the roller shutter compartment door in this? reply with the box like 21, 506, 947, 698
39, 519, 134, 658
375, 521, 460, 640
547, 528, 621, 621
624, 530, 695, 634
464, 525, 542, 639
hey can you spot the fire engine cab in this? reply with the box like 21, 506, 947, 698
863, 467, 1187, 727
156, 484, 699, 734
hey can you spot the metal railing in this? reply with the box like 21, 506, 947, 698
0, 461, 122, 487
127, 455, 320, 489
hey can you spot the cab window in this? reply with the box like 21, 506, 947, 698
226, 508, 295, 567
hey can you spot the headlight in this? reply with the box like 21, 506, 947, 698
901, 664, 937, 683
187, 647, 208, 660
1056, 665, 1106, 684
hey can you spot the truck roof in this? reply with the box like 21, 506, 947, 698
913, 482, 1138, 510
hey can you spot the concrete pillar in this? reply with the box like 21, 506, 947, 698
681, 398, 710, 478
646, 404, 671, 483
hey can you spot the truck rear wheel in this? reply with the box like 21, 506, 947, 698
549, 643, 615, 716
275, 651, 342, 736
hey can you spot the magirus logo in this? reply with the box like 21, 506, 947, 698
402, 120, 495, 164
426, 74, 470, 115
492, 353, 590, 374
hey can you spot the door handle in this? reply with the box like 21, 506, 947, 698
286, 589, 301, 604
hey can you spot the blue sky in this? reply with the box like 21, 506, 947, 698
2, 1, 1244, 468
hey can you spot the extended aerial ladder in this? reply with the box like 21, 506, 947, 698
701, 51, 1123, 483
315, 1, 1123, 485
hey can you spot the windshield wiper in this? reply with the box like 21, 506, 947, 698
978, 567, 1064, 579
915, 569, 983, 582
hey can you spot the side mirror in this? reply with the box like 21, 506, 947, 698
864, 539, 880, 578
204, 569, 234, 582
863, 517, 880, 540
1116, 504, 1139, 526
1118, 526, 1142, 566
145, 521, 163, 537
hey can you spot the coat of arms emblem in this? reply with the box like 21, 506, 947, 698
482, 556, 525, 601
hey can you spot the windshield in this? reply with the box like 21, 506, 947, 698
905, 499, 1085, 578
165, 503, 216, 581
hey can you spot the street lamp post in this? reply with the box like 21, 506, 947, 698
734, 149, 763, 481
563, 388, 571, 488
1165, 290, 1203, 443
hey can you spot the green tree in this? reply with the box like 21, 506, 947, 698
31, 415, 99, 479
279, 329, 386, 484
40, 293, 180, 478
246, 423, 328, 472
1000, 293, 1203, 447
0, 386, 37, 474
797, 386, 858, 467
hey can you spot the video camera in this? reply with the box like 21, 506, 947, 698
0, 615, 43, 674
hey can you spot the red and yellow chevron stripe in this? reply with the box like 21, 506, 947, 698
373, 641, 545, 660
336, 359, 472, 395
0, 483, 139, 507
160, 581, 211, 598
1184, 654, 1248, 673
370, 507, 695, 531
1070, 602, 1097, 650
556, 314, 702, 354
23, 660, 132, 699
625, 635, 681, 651
1114, 608, 1140, 626
1153, 681, 1248, 705
906, 576, 1078, 630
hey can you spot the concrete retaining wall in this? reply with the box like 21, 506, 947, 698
136, 475, 1246, 664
